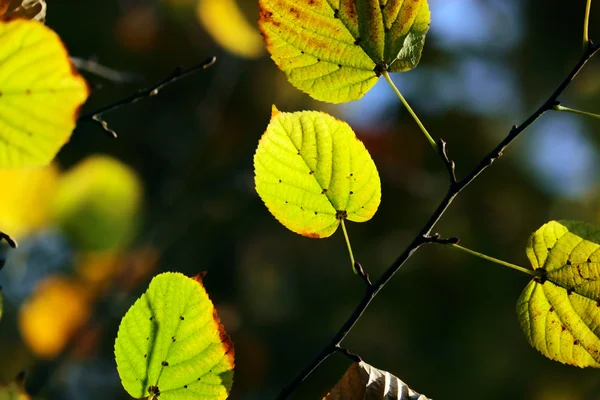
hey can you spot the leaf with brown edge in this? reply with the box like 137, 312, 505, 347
254, 106, 381, 239
259, 0, 430, 103
115, 272, 234, 400
0, 19, 89, 168
324, 361, 430, 400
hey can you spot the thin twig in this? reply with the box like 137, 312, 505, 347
0, 231, 17, 249
70, 57, 143, 84
334, 346, 363, 363
354, 262, 373, 287
438, 139, 457, 185
78, 56, 217, 138
274, 40, 600, 400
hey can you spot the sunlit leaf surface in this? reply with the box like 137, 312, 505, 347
254, 107, 381, 238
0, 19, 88, 168
518, 220, 600, 367
115, 272, 235, 400
259, 0, 430, 102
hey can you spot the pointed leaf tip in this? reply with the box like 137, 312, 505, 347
254, 108, 381, 238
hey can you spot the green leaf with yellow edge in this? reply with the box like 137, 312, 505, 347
259, 0, 430, 103
0, 19, 89, 168
517, 220, 600, 367
51, 155, 142, 252
254, 106, 381, 238
115, 272, 235, 400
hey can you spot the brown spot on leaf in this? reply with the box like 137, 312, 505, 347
301, 231, 321, 239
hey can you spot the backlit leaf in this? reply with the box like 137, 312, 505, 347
517, 220, 600, 367
259, 0, 430, 103
0, 19, 88, 168
115, 272, 235, 400
254, 107, 381, 238
325, 361, 430, 400
51, 155, 142, 252
197, 0, 264, 59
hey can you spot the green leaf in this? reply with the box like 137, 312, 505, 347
517, 220, 600, 367
51, 156, 142, 252
115, 272, 234, 400
0, 19, 89, 168
254, 107, 381, 238
0, 288, 3, 322
258, 0, 430, 103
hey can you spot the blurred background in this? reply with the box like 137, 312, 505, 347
1, 0, 600, 399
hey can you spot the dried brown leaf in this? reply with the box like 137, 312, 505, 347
325, 361, 430, 400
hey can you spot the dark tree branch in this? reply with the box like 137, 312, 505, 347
78, 56, 217, 138
275, 41, 600, 400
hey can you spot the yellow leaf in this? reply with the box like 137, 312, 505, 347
0, 20, 89, 168
0, 164, 59, 239
19, 277, 90, 359
197, 0, 264, 59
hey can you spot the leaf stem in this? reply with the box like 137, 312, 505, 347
584, 0, 593, 47
340, 219, 357, 274
450, 244, 537, 277
274, 39, 600, 400
382, 71, 437, 151
553, 104, 600, 120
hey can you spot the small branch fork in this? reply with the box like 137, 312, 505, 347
78, 56, 217, 138
274, 39, 600, 400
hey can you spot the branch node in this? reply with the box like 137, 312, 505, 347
438, 138, 458, 184
354, 262, 373, 287
334, 346, 363, 363
424, 234, 460, 245
91, 115, 118, 138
